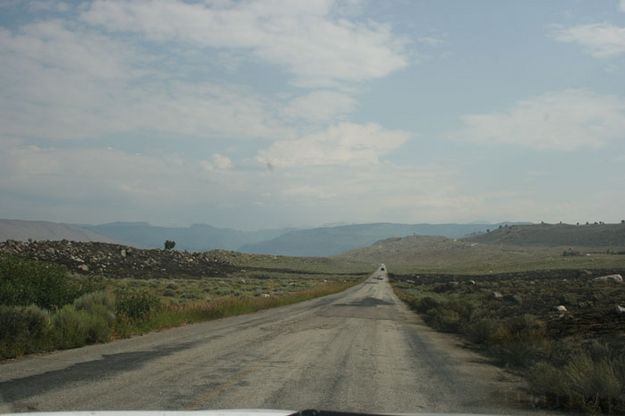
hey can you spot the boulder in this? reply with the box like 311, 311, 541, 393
593, 274, 623, 283
491, 291, 503, 300
555, 305, 568, 313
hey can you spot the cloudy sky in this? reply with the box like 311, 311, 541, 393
1, 0, 624, 229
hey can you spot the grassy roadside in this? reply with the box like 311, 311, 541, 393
0, 255, 360, 360
113, 280, 355, 337
391, 270, 625, 414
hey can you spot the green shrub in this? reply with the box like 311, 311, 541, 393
0, 256, 78, 309
73, 290, 116, 341
425, 306, 462, 332
489, 315, 550, 367
529, 353, 625, 413
115, 291, 160, 321
465, 318, 500, 344
0, 304, 50, 358
52, 302, 113, 348
52, 305, 91, 348
415, 296, 440, 313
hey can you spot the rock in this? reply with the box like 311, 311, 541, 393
491, 291, 503, 300
120, 249, 127, 258
555, 305, 568, 313
593, 274, 623, 283
77, 264, 89, 272
504, 294, 523, 304
262, 294, 270, 298
468, 280, 476, 285
615, 305, 625, 314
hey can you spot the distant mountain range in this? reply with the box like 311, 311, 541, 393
237, 223, 514, 256
0, 219, 290, 251
0, 219, 117, 243
81, 222, 291, 251
1, 219, 529, 256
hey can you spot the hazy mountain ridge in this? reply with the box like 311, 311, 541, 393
82, 222, 292, 251
0, 219, 292, 251
238, 223, 517, 256
0, 219, 117, 243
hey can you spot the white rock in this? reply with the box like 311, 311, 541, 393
593, 274, 623, 283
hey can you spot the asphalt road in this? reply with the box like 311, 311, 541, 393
1, 267, 546, 415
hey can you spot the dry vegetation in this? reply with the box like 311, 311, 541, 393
340, 234, 625, 274
392, 269, 625, 414
0, 253, 362, 360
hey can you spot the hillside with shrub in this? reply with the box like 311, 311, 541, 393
339, 234, 625, 274
464, 222, 625, 247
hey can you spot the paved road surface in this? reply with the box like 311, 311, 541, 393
1, 268, 544, 414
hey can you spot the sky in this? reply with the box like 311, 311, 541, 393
0, 0, 624, 230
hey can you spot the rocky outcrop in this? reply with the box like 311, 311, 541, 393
0, 240, 238, 278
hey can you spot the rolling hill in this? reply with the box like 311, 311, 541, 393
339, 233, 625, 274
464, 222, 625, 247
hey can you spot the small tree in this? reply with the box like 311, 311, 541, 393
164, 240, 176, 250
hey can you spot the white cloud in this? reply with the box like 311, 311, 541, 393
553, 23, 625, 58
451, 90, 625, 150
256, 122, 409, 168
0, 139, 466, 227
201, 154, 233, 171
621, 0, 625, 12
283, 90, 357, 122
0, 20, 291, 141
81, 0, 407, 87
28, 1, 71, 13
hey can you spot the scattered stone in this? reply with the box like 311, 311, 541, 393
556, 305, 568, 313
616, 305, 625, 314
491, 291, 503, 300
0, 239, 237, 278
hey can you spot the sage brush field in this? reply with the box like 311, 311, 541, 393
0, 255, 360, 360
392, 269, 625, 414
